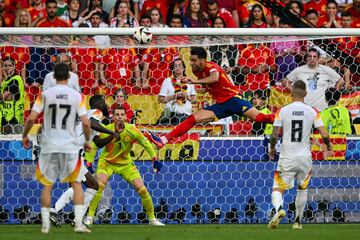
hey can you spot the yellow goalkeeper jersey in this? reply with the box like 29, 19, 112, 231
99, 123, 156, 165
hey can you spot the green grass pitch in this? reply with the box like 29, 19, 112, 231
1, 224, 359, 240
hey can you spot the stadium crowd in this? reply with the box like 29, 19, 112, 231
0, 0, 359, 134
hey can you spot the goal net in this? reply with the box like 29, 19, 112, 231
0, 28, 359, 224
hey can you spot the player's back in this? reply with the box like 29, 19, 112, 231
276, 101, 321, 159
41, 85, 84, 154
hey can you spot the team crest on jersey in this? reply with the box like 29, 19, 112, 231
124, 136, 131, 143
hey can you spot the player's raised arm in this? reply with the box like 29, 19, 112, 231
269, 126, 280, 160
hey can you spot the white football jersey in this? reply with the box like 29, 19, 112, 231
274, 101, 324, 159
76, 108, 104, 147
43, 71, 80, 92
32, 84, 87, 154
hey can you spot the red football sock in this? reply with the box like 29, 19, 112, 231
255, 113, 275, 124
165, 114, 196, 141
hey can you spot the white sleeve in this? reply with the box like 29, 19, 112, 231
323, 65, 341, 86
32, 92, 45, 113
285, 68, 298, 82
313, 110, 324, 128
71, 72, 80, 92
159, 78, 171, 96
187, 84, 196, 96
273, 109, 283, 128
77, 94, 87, 117
42, 73, 51, 91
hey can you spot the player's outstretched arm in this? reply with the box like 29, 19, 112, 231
92, 134, 117, 148
269, 126, 280, 160
22, 110, 40, 149
90, 118, 119, 139
317, 125, 332, 151
80, 115, 92, 151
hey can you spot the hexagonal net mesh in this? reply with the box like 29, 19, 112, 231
0, 31, 359, 225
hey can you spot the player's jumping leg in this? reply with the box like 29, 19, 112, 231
268, 189, 286, 229
50, 187, 74, 227
83, 172, 99, 211
293, 188, 307, 229
244, 107, 275, 124
84, 174, 108, 227
133, 178, 165, 226
146, 110, 214, 148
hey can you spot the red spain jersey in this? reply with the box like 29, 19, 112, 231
28, 6, 47, 21
238, 44, 275, 91
0, 46, 30, 73
36, 17, 69, 27
101, 48, 139, 87
195, 61, 239, 103
69, 47, 101, 95
304, 0, 327, 16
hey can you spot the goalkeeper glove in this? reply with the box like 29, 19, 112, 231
152, 157, 163, 173
85, 161, 95, 174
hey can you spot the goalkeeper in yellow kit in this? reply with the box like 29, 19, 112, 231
83, 106, 164, 226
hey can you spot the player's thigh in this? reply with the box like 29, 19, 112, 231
96, 158, 114, 182
273, 162, 298, 190
59, 153, 83, 183
36, 152, 62, 186
296, 157, 312, 190
116, 162, 142, 185
193, 109, 217, 123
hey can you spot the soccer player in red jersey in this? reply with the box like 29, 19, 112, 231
36, 0, 69, 27
146, 47, 275, 148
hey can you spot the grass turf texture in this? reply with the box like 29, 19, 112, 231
0, 224, 359, 240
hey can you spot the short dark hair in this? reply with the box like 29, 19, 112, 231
191, 47, 207, 59
341, 11, 352, 18
325, 87, 341, 105
78, 23, 90, 28
306, 48, 320, 58
305, 9, 318, 17
46, 0, 57, 6
53, 62, 70, 81
207, 0, 219, 6
171, 14, 183, 23
212, 16, 226, 27
140, 14, 151, 21
113, 106, 126, 115
326, 0, 338, 8
89, 94, 105, 109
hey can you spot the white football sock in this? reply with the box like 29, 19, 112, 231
74, 204, 85, 227
84, 188, 97, 210
160, 136, 168, 144
271, 190, 284, 212
55, 187, 74, 213
295, 189, 307, 223
41, 207, 50, 229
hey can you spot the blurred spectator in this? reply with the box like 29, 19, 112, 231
237, 0, 272, 27
110, 1, 139, 28
270, 20, 301, 83
141, 0, 167, 25
304, 0, 327, 16
61, 0, 82, 27
251, 90, 272, 136
166, 0, 187, 26
157, 58, 196, 125
340, 11, 359, 27
318, 0, 342, 28
0, 14, 5, 27
345, 0, 360, 18
238, 43, 277, 92
27, 0, 47, 22
109, 88, 135, 122
140, 14, 152, 27
305, 9, 320, 27
81, 0, 109, 24
281, 48, 345, 111
142, 47, 179, 93
169, 13, 183, 27
322, 87, 353, 135
14, 8, 32, 27
35, 0, 69, 27
0, 45, 30, 83
149, 7, 168, 27
99, 47, 140, 95
208, 19, 242, 84
206, 0, 237, 28
0, 0, 15, 26
78, 11, 110, 47
183, 0, 208, 28
0, 57, 25, 134
201, 0, 239, 27
78, 0, 89, 15
244, 4, 270, 28
56, 0, 68, 16
109, 0, 140, 20
43, 53, 80, 91
69, 30, 101, 95
287, 0, 304, 17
